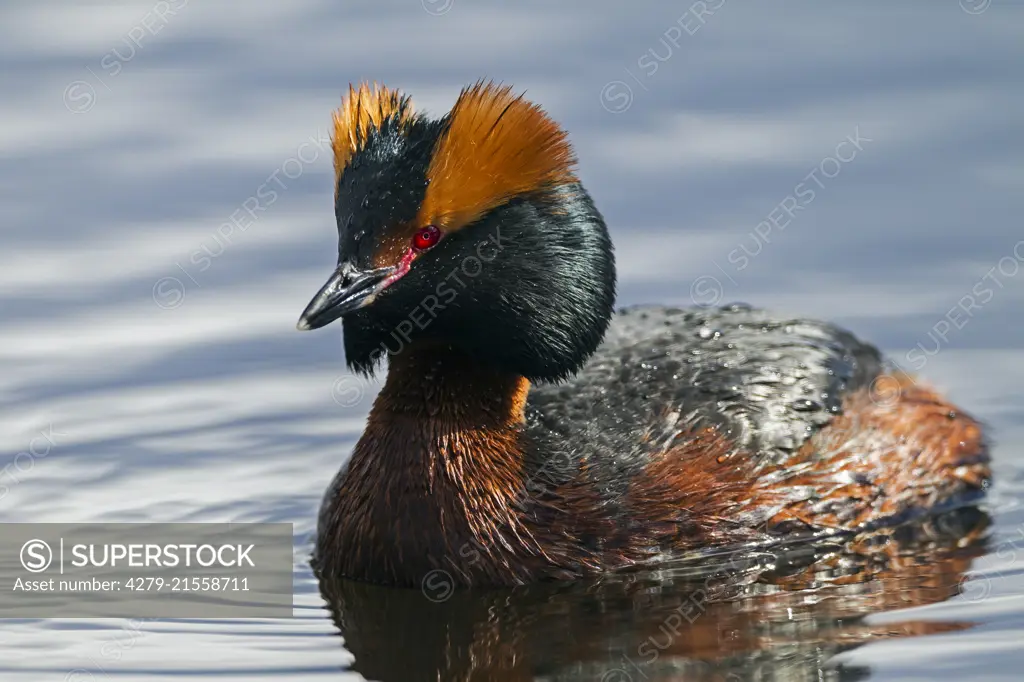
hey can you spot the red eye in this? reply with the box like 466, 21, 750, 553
412, 225, 442, 251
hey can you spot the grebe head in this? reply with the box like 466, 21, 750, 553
297, 81, 615, 382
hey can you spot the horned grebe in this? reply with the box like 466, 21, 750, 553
297, 82, 990, 587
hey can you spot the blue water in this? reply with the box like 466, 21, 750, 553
2, 1, 1024, 679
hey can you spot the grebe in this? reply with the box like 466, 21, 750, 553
298, 81, 990, 587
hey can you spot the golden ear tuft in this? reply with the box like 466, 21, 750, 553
331, 83, 414, 182
417, 81, 577, 232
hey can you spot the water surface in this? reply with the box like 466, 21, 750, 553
2, 1, 1024, 680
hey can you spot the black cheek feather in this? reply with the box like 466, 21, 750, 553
341, 182, 617, 383
452, 183, 616, 382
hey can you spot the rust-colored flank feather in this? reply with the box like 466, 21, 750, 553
416, 81, 578, 233
624, 374, 989, 550
331, 83, 413, 185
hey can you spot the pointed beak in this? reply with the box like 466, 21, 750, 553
296, 263, 397, 331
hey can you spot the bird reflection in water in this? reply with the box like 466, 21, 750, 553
317, 508, 989, 682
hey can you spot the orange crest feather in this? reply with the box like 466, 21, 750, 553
417, 82, 577, 232
331, 83, 414, 183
